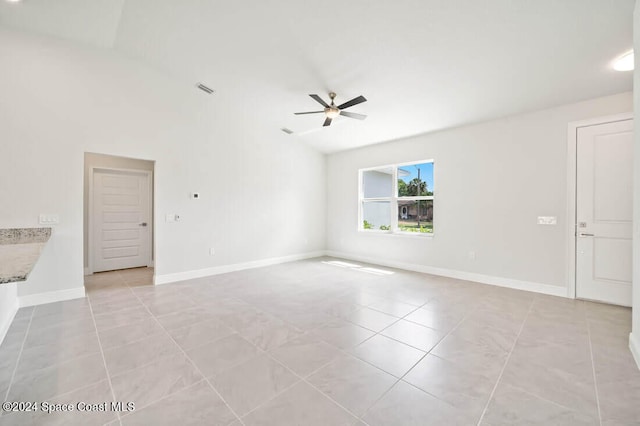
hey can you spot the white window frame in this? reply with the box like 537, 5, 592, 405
358, 159, 434, 236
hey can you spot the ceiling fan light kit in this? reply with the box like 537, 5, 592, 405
294, 92, 367, 127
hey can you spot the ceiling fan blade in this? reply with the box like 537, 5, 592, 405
310, 94, 330, 108
337, 95, 367, 110
294, 111, 324, 115
340, 111, 367, 120
323, 117, 332, 127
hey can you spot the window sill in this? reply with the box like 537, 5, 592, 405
357, 230, 434, 238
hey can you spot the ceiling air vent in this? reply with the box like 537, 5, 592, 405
196, 83, 214, 94
281, 128, 294, 135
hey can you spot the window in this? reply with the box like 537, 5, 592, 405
359, 161, 434, 234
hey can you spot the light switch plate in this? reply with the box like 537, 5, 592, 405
537, 216, 557, 225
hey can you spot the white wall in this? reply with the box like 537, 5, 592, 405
327, 92, 632, 292
83, 152, 155, 270
631, 0, 640, 369
0, 29, 326, 300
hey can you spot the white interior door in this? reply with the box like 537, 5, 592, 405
576, 119, 633, 306
92, 169, 151, 273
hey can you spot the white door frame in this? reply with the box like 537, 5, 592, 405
566, 112, 633, 299
88, 166, 154, 275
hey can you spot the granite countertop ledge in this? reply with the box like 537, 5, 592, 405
0, 228, 52, 284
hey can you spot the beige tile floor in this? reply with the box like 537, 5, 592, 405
0, 257, 639, 425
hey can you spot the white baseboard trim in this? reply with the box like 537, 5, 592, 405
153, 248, 567, 297
0, 284, 19, 346
630, 333, 640, 371
326, 250, 567, 298
154, 251, 326, 285
19, 287, 86, 308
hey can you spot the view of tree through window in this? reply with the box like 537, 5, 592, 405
397, 162, 433, 233
359, 161, 434, 234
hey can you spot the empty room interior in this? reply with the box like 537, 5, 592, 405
1, 1, 640, 425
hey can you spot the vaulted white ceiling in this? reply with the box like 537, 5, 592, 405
0, 0, 634, 153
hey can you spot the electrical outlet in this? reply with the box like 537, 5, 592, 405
39, 214, 59, 225
209, 248, 215, 256
537, 216, 557, 225
468, 251, 476, 260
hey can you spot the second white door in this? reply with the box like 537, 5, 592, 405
576, 118, 633, 306
92, 169, 152, 273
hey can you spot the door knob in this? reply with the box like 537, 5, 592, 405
139, 222, 148, 227
578, 232, 594, 237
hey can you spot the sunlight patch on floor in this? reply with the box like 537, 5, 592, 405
321, 260, 394, 276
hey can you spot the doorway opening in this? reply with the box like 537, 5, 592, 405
83, 152, 155, 291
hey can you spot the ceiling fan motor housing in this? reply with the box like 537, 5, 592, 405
325, 106, 340, 118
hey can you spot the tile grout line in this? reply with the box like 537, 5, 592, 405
92, 323, 166, 354
106, 377, 210, 423
1, 306, 35, 415
354, 299, 481, 423
89, 296, 153, 318
93, 280, 231, 417
338, 294, 433, 350
584, 305, 603, 426
2, 330, 124, 416
342, 302, 435, 378
232, 285, 437, 395
87, 265, 613, 425
134, 379, 217, 423
234, 335, 371, 425
469, 300, 605, 418
8, 284, 217, 423
498, 381, 598, 415
173, 290, 367, 423
87, 289, 126, 426
127, 288, 247, 426
170, 280, 387, 424
8, 351, 108, 393
91, 287, 231, 353
475, 295, 536, 426
93, 292, 198, 380
193, 288, 395, 424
